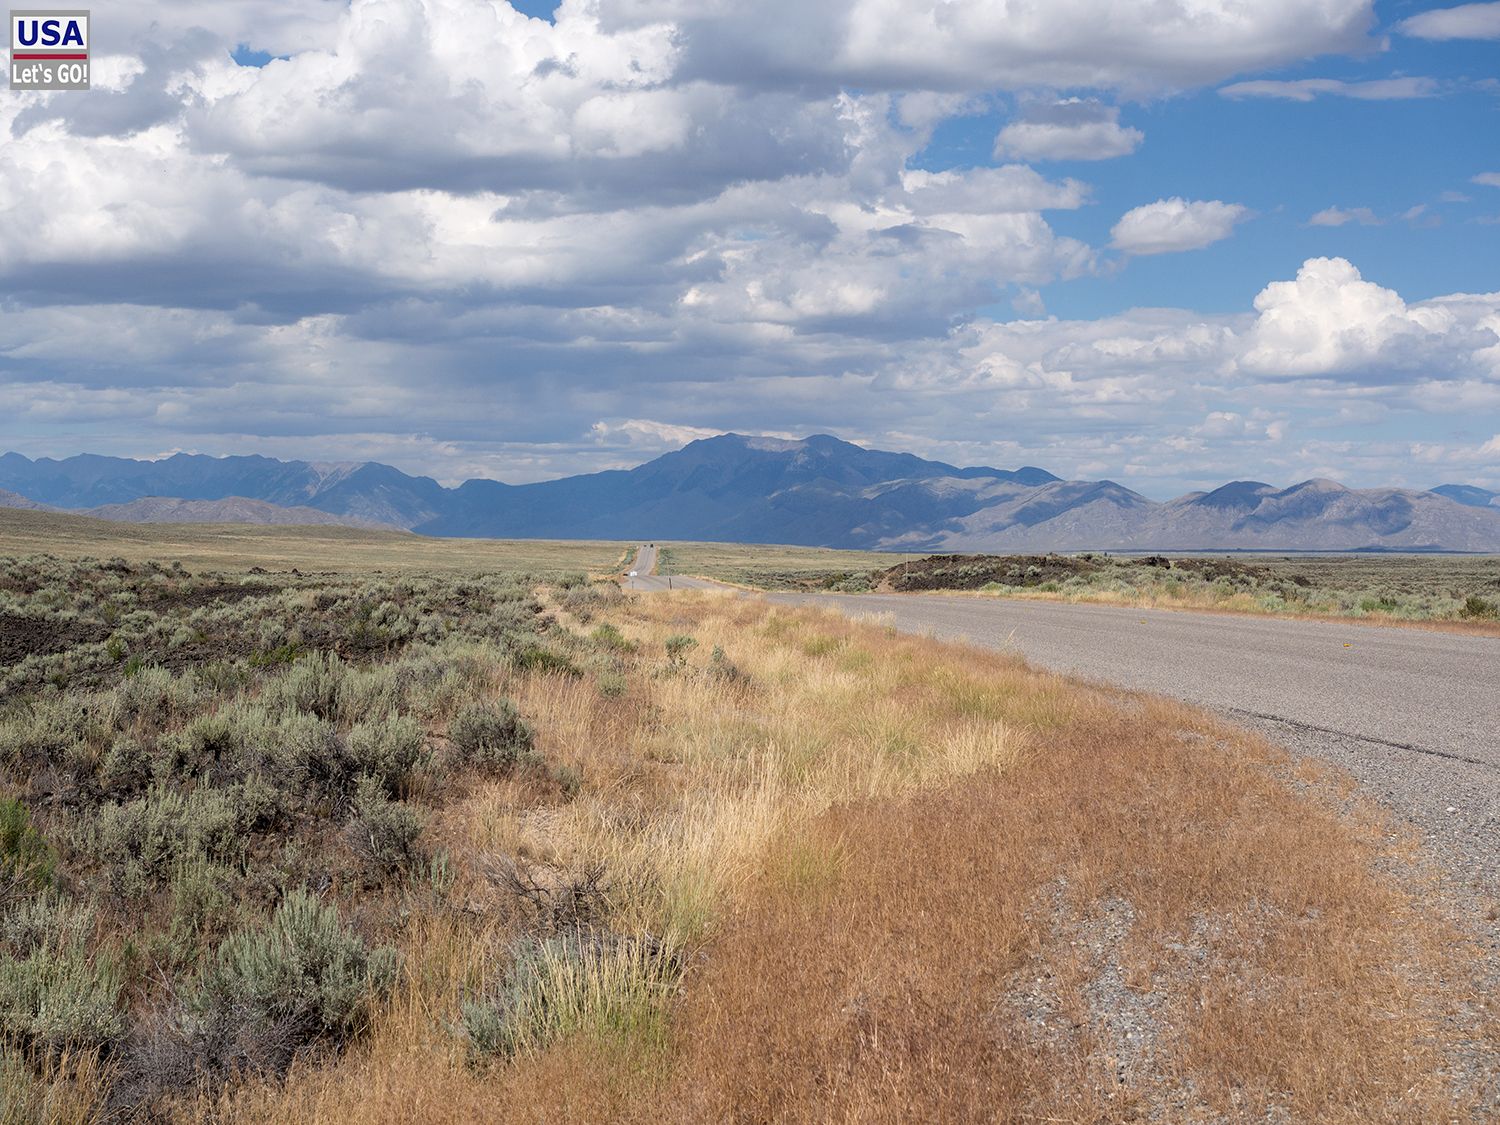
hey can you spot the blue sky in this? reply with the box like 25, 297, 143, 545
1, 0, 1497, 496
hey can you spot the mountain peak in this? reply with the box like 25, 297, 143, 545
1432, 483, 1498, 509
1284, 478, 1350, 495
1189, 480, 1276, 510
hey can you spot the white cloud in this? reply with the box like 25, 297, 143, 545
1399, 2, 1500, 40
1219, 77, 1440, 101
900, 165, 1090, 214
611, 0, 1377, 95
993, 99, 1143, 161
1475, 172, 1500, 187
1308, 206, 1381, 227
589, 418, 729, 449
1239, 257, 1477, 377
1109, 198, 1251, 255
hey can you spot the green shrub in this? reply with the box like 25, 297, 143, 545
337, 666, 403, 726
0, 893, 124, 1056
590, 623, 635, 652
272, 713, 350, 795
448, 701, 535, 773
511, 642, 580, 677
349, 776, 425, 873
189, 892, 396, 1075
707, 645, 744, 683
0, 697, 96, 771
112, 666, 198, 726
165, 857, 237, 966
346, 716, 425, 797
0, 799, 55, 900
95, 735, 154, 797
664, 634, 697, 667
84, 787, 243, 899
1460, 594, 1497, 619
461, 931, 677, 1059
266, 652, 348, 720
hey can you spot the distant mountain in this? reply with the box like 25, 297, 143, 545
423, 434, 1060, 542
0, 488, 54, 511
3, 437, 1498, 551
81, 496, 398, 530
1432, 484, 1499, 509
0, 452, 447, 528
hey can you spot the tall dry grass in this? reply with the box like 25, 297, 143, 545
197, 591, 1490, 1123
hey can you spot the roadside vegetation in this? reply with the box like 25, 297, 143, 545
667, 542, 1500, 629
654, 542, 906, 590
1, 542, 1492, 1121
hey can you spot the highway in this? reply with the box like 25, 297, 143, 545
622, 545, 1500, 891
623, 544, 723, 592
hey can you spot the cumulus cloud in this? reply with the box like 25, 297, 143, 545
1475, 172, 1500, 187
1109, 198, 1251, 255
993, 99, 1143, 161
1219, 77, 1440, 101
1239, 257, 1489, 378
1398, 2, 1500, 40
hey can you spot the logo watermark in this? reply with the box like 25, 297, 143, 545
10, 10, 89, 90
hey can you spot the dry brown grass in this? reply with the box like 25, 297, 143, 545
183, 592, 1490, 1123
655, 709, 1470, 1122
0, 507, 627, 574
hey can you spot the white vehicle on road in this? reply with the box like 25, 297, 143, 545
628, 570, 638, 577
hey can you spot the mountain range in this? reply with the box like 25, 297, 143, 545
1, 436, 1497, 552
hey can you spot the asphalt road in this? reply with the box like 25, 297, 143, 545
623, 544, 722, 592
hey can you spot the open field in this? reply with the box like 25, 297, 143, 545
654, 542, 909, 589
1, 534, 1493, 1121
662, 539, 1500, 627
0, 508, 629, 576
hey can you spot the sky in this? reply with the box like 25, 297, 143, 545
2, 0, 1498, 497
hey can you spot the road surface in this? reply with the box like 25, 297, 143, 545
622, 546, 1500, 892
623, 544, 723, 592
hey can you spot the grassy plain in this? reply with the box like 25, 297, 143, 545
0, 508, 629, 576
0, 520, 1493, 1120
654, 541, 908, 589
